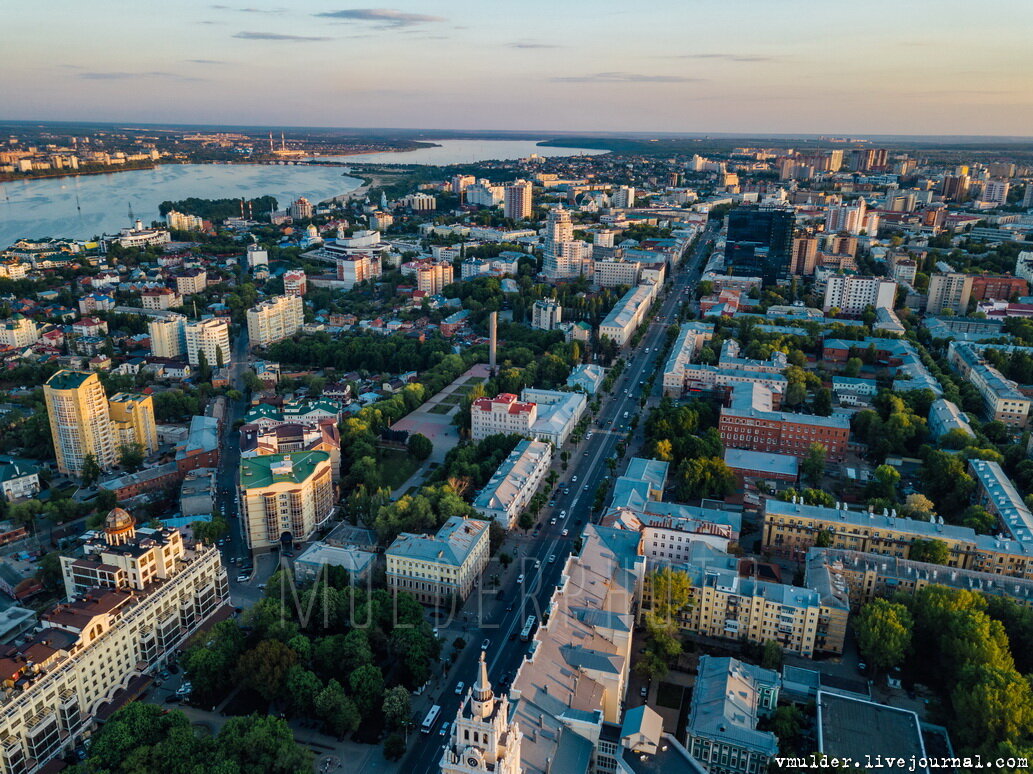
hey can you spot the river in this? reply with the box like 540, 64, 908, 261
0, 139, 605, 246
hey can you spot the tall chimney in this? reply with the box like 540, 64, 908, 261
489, 311, 498, 372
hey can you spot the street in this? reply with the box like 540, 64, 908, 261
404, 225, 715, 771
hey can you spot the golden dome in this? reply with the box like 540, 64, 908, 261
104, 507, 136, 533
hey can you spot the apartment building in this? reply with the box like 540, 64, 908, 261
686, 657, 780, 774
173, 268, 207, 296
926, 272, 973, 314
239, 451, 335, 552
718, 383, 851, 461
947, 341, 1031, 427
107, 393, 158, 457
184, 318, 230, 368
969, 459, 1033, 541
141, 287, 181, 311
969, 274, 1027, 302
335, 253, 382, 290
0, 315, 38, 349
520, 387, 587, 447
0, 509, 227, 774
593, 257, 642, 287
147, 314, 186, 359
530, 299, 562, 331
598, 283, 658, 347
239, 418, 342, 480
464, 179, 504, 208
503, 180, 533, 220
246, 294, 304, 349
822, 275, 897, 313
662, 322, 716, 396
0, 457, 40, 502
412, 260, 454, 295
806, 547, 1033, 610
472, 439, 552, 528
927, 398, 975, 440
282, 269, 307, 296
470, 393, 537, 441
44, 370, 118, 476
385, 516, 490, 605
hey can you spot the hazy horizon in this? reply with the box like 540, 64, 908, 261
3, 1, 1033, 136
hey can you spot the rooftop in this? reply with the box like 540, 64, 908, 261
817, 692, 927, 774
386, 516, 489, 567
239, 451, 329, 489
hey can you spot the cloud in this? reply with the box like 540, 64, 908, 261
674, 53, 775, 62
186, 58, 227, 64
552, 72, 701, 84
233, 31, 331, 41
211, 4, 285, 11
78, 71, 204, 81
314, 8, 446, 27
509, 42, 561, 49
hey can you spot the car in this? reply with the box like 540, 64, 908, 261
258, 583, 266, 590
533, 559, 541, 569
455, 682, 465, 695
571, 476, 577, 483
560, 509, 567, 518
548, 554, 556, 563
481, 638, 491, 650
583, 451, 589, 456
516, 574, 525, 584
584, 484, 589, 490
561, 529, 569, 537
439, 721, 451, 737
586, 432, 593, 439
640, 685, 648, 697
505, 603, 514, 612
549, 518, 557, 525
164, 694, 182, 703
858, 662, 868, 675
548, 500, 555, 507
235, 574, 249, 583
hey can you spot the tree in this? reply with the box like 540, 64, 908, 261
866, 464, 901, 501
119, 442, 145, 471
801, 443, 827, 488
910, 538, 950, 565
844, 357, 863, 378
383, 732, 407, 761
761, 639, 783, 670
902, 493, 935, 520
348, 664, 384, 715
36, 552, 64, 591
675, 456, 736, 500
856, 599, 913, 674
216, 714, 312, 774
314, 679, 360, 738
81, 452, 102, 486
284, 666, 322, 718
235, 639, 299, 703
191, 516, 229, 545
815, 528, 834, 548
406, 433, 433, 461
382, 685, 411, 730
518, 511, 535, 531
197, 348, 211, 383
648, 566, 692, 625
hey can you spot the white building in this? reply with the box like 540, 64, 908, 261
465, 179, 504, 207
0, 315, 39, 349
400, 192, 436, 211
165, 210, 204, 231
531, 300, 562, 331
246, 244, 268, 269
115, 220, 171, 249
335, 253, 382, 290
822, 275, 897, 313
522, 388, 587, 448
662, 322, 716, 396
612, 185, 636, 208
598, 283, 658, 347
148, 314, 187, 359
283, 269, 307, 296
184, 318, 230, 368
247, 294, 304, 349
470, 394, 537, 441
473, 439, 552, 528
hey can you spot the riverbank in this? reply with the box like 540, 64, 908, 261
0, 162, 158, 185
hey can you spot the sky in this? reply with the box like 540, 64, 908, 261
3, 0, 1033, 136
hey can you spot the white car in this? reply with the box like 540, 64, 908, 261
548, 555, 557, 563
455, 682, 465, 695
516, 574, 525, 584
571, 476, 578, 483
534, 560, 541, 569
561, 529, 569, 537
481, 638, 491, 650
560, 510, 567, 518
235, 574, 248, 583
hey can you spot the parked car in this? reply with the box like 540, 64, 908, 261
548, 555, 556, 563
534, 559, 541, 569
455, 682, 465, 695
640, 685, 648, 697
516, 574, 525, 584
235, 574, 249, 583
560, 510, 567, 518
481, 638, 491, 650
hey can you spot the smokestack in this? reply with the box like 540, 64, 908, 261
489, 311, 498, 372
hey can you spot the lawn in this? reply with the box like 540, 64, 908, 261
428, 403, 454, 414
378, 448, 421, 490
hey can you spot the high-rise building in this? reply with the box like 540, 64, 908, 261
926, 272, 974, 314
980, 180, 1010, 206
400, 192, 436, 211
0, 509, 228, 774
184, 318, 230, 368
1023, 184, 1033, 209
107, 393, 158, 457
165, 210, 204, 231
503, 180, 533, 220
822, 275, 897, 313
44, 370, 117, 476
827, 149, 844, 172
824, 197, 869, 235
790, 234, 819, 275
239, 451, 335, 552
542, 206, 591, 279
612, 185, 635, 208
288, 197, 313, 220
246, 244, 269, 269
724, 207, 795, 283
0, 314, 39, 348
247, 295, 304, 349
941, 174, 971, 202
413, 261, 454, 295
335, 253, 382, 289
440, 652, 522, 774
465, 179, 504, 207
147, 314, 187, 359
174, 268, 207, 296
451, 174, 475, 194
283, 268, 307, 296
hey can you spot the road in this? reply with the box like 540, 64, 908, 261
405, 226, 716, 771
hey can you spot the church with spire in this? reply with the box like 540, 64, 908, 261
440, 652, 523, 774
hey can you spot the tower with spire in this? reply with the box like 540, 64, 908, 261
440, 652, 522, 774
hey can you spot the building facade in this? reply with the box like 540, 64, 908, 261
107, 392, 158, 457
247, 295, 304, 349
386, 516, 490, 605
239, 451, 335, 552
147, 314, 187, 359
44, 371, 117, 476
473, 439, 552, 528
184, 318, 230, 368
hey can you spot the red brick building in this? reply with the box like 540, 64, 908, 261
719, 384, 851, 461
970, 274, 1028, 302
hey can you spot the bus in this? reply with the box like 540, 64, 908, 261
421, 705, 441, 734
520, 615, 537, 642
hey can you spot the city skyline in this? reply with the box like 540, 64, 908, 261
4, 0, 1033, 135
